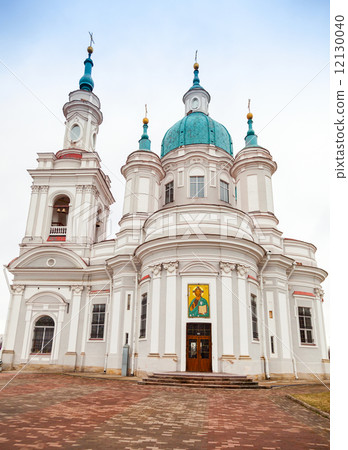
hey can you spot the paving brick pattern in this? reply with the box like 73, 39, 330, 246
0, 373, 329, 449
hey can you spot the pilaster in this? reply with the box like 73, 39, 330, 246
236, 264, 251, 359
66, 286, 84, 365
34, 186, 49, 239
149, 264, 162, 356
3, 285, 25, 358
314, 287, 328, 360
163, 261, 179, 356
219, 262, 236, 359
24, 186, 40, 238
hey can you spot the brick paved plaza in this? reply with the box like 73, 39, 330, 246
0, 373, 329, 449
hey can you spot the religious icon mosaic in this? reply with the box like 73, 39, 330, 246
188, 284, 210, 318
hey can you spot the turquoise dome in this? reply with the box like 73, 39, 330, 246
161, 112, 233, 157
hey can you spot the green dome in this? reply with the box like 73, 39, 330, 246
161, 112, 233, 157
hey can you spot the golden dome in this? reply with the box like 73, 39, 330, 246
193, 62, 199, 70
87, 46, 94, 54
143, 117, 149, 124
247, 112, 253, 120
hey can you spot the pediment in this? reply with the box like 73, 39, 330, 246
9, 247, 87, 270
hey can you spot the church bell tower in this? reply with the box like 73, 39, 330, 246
22, 40, 114, 249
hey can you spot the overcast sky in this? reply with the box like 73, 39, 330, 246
0, 0, 329, 339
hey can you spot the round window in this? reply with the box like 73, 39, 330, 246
46, 258, 56, 267
70, 124, 81, 142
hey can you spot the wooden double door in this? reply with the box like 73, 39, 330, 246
186, 323, 212, 372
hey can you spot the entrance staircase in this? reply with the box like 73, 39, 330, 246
139, 372, 267, 389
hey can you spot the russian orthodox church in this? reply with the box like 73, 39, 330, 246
1, 44, 330, 380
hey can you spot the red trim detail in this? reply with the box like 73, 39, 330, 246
293, 291, 315, 297
47, 236, 66, 242
8, 256, 19, 266
57, 153, 82, 160
296, 262, 303, 266
90, 289, 110, 294
248, 275, 258, 282
140, 274, 151, 282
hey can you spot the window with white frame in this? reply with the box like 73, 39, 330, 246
250, 295, 259, 340
31, 316, 55, 354
90, 304, 105, 339
165, 181, 174, 204
220, 180, 229, 202
190, 176, 205, 198
139, 293, 148, 338
298, 306, 314, 344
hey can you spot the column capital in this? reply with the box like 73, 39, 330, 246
219, 261, 236, 274
71, 285, 84, 294
39, 185, 49, 193
150, 264, 162, 277
31, 185, 40, 193
236, 264, 249, 278
314, 287, 324, 300
11, 285, 25, 294
163, 261, 179, 274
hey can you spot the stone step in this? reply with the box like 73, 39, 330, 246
152, 373, 249, 379
150, 374, 249, 381
139, 380, 267, 389
145, 377, 258, 385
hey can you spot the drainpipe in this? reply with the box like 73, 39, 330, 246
130, 256, 139, 376
104, 263, 113, 373
259, 254, 271, 379
287, 262, 298, 379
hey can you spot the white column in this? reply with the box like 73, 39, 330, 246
80, 287, 91, 356
314, 287, 328, 360
4, 285, 25, 354
237, 265, 250, 358
53, 306, 65, 362
109, 289, 122, 355
68, 185, 84, 242
150, 264, 162, 355
277, 292, 291, 359
25, 186, 40, 237
67, 286, 83, 353
21, 304, 33, 361
163, 261, 178, 355
220, 262, 235, 358
34, 185, 49, 238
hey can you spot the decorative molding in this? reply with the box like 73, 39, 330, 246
12, 285, 25, 294
76, 185, 85, 193
31, 185, 40, 193
314, 287, 324, 299
162, 261, 179, 274
71, 285, 84, 294
219, 261, 236, 274
236, 264, 249, 278
40, 185, 49, 193
150, 264, 162, 277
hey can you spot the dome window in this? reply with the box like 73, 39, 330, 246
191, 97, 200, 110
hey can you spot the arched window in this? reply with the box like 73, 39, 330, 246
31, 316, 55, 354
50, 195, 70, 237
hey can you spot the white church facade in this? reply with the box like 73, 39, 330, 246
1, 46, 330, 380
